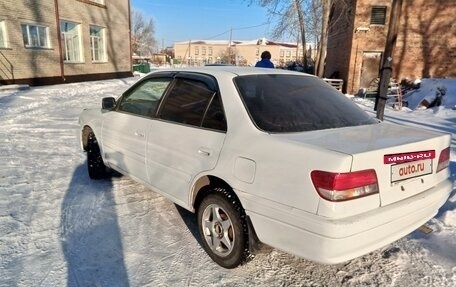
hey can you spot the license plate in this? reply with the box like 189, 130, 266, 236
391, 159, 432, 182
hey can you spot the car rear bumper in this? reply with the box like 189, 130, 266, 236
239, 178, 452, 264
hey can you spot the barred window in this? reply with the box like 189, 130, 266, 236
90, 25, 106, 62
371, 6, 387, 25
61, 20, 82, 62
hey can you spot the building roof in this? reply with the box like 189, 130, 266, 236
174, 38, 298, 48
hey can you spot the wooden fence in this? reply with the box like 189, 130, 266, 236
323, 78, 343, 92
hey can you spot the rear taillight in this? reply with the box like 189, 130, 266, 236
311, 169, 379, 202
437, 147, 450, 172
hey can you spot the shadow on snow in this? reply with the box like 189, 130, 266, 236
60, 163, 129, 287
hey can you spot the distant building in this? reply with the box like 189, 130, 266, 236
0, 0, 132, 86
173, 38, 309, 67
325, 0, 456, 94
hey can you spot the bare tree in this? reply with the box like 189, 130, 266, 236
252, 0, 317, 71
315, 0, 330, 77
295, 0, 307, 68
216, 48, 235, 65
250, 0, 350, 75
131, 10, 156, 56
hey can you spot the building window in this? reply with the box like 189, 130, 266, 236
208, 47, 212, 56
0, 20, 6, 48
286, 51, 291, 57
256, 48, 259, 56
280, 50, 284, 57
202, 47, 206, 55
61, 20, 82, 62
195, 46, 199, 55
21, 24, 49, 48
370, 6, 387, 25
90, 25, 106, 62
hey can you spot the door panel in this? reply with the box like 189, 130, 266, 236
101, 75, 173, 181
146, 121, 225, 205
102, 112, 149, 181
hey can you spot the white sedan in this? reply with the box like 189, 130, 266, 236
78, 67, 452, 268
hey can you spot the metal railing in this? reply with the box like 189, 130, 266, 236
323, 78, 344, 91
0, 50, 14, 83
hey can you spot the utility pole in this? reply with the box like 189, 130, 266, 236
375, 0, 403, 120
228, 27, 233, 64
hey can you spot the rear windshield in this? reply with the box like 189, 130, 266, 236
234, 74, 377, 133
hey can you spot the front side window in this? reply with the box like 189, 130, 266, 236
21, 24, 49, 48
90, 25, 106, 62
159, 77, 226, 131
118, 77, 172, 117
235, 75, 377, 133
60, 20, 82, 62
0, 20, 6, 48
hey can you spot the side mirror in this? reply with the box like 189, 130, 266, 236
102, 97, 116, 110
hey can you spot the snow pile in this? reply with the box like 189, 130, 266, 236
401, 78, 456, 110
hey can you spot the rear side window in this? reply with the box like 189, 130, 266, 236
234, 75, 377, 133
202, 94, 226, 131
159, 77, 227, 131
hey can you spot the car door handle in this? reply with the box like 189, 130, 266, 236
134, 131, 145, 138
198, 149, 211, 156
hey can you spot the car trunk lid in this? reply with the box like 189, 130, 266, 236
274, 122, 451, 207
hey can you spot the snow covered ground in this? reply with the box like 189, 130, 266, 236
0, 76, 455, 287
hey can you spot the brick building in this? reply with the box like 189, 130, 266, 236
0, 0, 132, 86
325, 0, 456, 94
174, 39, 305, 67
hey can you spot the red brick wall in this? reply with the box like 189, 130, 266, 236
394, 0, 456, 80
326, 0, 456, 94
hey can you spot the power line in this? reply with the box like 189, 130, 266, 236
206, 22, 270, 40
232, 22, 269, 31
206, 30, 231, 40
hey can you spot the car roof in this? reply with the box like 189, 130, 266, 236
147, 66, 316, 78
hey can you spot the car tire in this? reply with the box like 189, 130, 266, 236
197, 188, 249, 268
87, 132, 107, 179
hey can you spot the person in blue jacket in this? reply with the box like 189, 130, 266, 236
255, 51, 274, 68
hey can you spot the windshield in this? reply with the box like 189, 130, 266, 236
234, 74, 377, 133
